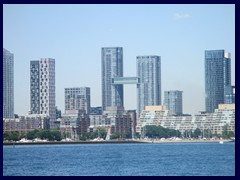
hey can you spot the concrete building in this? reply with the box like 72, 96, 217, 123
164, 90, 183, 115
60, 110, 90, 140
89, 107, 134, 136
205, 50, 231, 112
3, 114, 50, 134
3, 48, 14, 118
65, 87, 91, 114
102, 47, 124, 111
30, 58, 56, 128
136, 105, 235, 137
137, 55, 161, 114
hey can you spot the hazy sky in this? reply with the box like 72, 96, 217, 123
3, 4, 235, 115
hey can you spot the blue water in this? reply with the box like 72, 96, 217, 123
3, 142, 235, 176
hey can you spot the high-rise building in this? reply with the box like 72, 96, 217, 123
137, 55, 161, 114
205, 50, 231, 112
30, 58, 56, 128
3, 48, 14, 118
164, 90, 183, 115
102, 47, 124, 111
65, 87, 91, 114
224, 85, 235, 104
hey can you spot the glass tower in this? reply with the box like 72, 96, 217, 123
164, 90, 183, 115
101, 47, 124, 111
3, 48, 14, 118
205, 50, 231, 112
137, 55, 161, 114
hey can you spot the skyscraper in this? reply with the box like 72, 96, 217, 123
30, 58, 56, 128
3, 48, 14, 118
102, 47, 124, 111
205, 50, 231, 112
137, 55, 161, 114
65, 87, 91, 114
164, 90, 183, 115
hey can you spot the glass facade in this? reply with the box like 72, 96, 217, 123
205, 50, 231, 112
3, 48, 14, 118
102, 47, 124, 111
137, 56, 161, 114
164, 90, 183, 115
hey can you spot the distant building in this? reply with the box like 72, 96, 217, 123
205, 50, 231, 112
136, 105, 235, 137
137, 55, 161, 114
90, 107, 102, 115
3, 114, 50, 134
164, 90, 183, 115
3, 48, 14, 118
60, 110, 90, 140
30, 58, 56, 128
102, 47, 124, 111
65, 87, 91, 114
224, 85, 235, 104
89, 107, 134, 136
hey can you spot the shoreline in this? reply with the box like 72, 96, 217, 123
3, 139, 233, 146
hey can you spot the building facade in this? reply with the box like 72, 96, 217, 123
205, 50, 231, 112
3, 48, 14, 118
136, 105, 235, 137
137, 55, 161, 114
65, 87, 91, 114
164, 90, 183, 115
3, 114, 50, 134
224, 85, 235, 104
60, 110, 90, 140
30, 58, 56, 128
102, 47, 124, 111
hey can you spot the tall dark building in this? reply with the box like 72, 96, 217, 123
205, 50, 231, 112
101, 47, 124, 111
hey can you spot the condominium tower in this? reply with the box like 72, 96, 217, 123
205, 50, 231, 112
164, 90, 183, 115
30, 58, 56, 128
3, 48, 14, 118
65, 87, 91, 114
137, 56, 161, 114
102, 47, 124, 111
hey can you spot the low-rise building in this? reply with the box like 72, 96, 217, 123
3, 114, 50, 134
136, 104, 235, 137
60, 110, 90, 140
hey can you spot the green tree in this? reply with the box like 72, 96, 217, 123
193, 128, 201, 138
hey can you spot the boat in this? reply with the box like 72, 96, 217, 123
219, 140, 224, 144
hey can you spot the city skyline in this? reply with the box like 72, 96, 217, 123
3, 4, 235, 115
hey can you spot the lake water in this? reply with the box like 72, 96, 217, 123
3, 142, 235, 176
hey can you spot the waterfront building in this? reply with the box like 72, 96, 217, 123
101, 47, 124, 111
30, 58, 56, 128
89, 107, 134, 136
3, 48, 14, 118
224, 85, 235, 104
137, 55, 161, 114
3, 114, 50, 134
205, 50, 231, 112
65, 87, 91, 114
60, 110, 90, 140
136, 105, 235, 137
164, 90, 183, 115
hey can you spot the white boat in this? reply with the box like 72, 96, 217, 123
219, 140, 224, 144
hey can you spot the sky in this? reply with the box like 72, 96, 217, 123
3, 4, 235, 116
